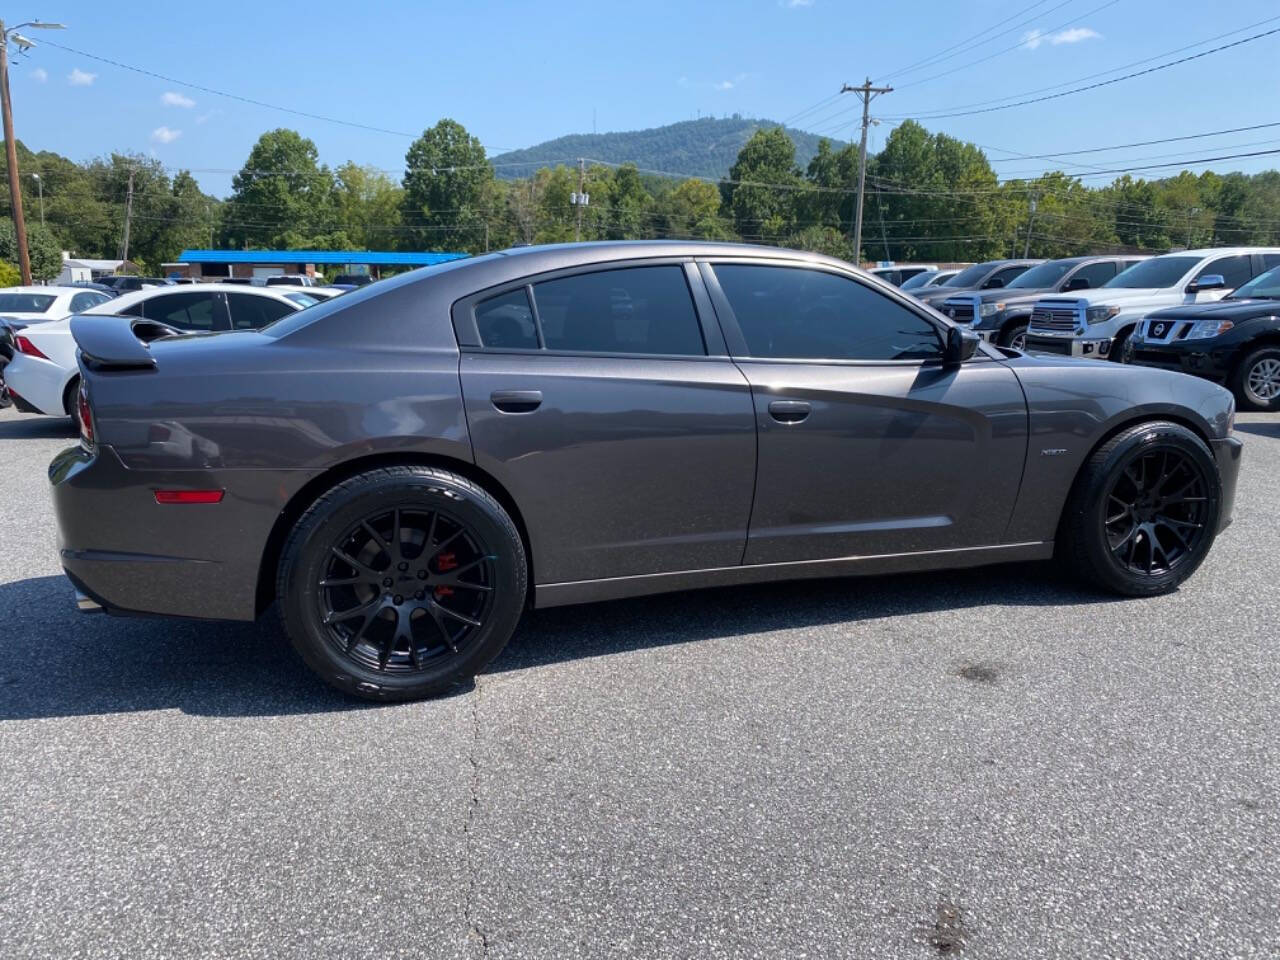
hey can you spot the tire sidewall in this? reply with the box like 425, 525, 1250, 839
1074, 424, 1221, 595
1000, 323, 1028, 350
280, 471, 526, 699
1234, 346, 1280, 411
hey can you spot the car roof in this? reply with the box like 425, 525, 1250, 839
84, 283, 311, 313
1164, 247, 1280, 258
0, 285, 82, 295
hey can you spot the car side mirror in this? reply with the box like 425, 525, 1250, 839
943, 325, 980, 366
983, 277, 1005, 289
1063, 276, 1090, 291
1188, 274, 1225, 293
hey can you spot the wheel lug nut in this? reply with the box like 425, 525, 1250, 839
393, 595, 403, 605
398, 562, 409, 571
417, 570, 427, 580
416, 591, 424, 600
382, 577, 393, 587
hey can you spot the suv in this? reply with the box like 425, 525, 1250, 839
1026, 248, 1280, 360
265, 275, 315, 288
912, 259, 1042, 309
941, 255, 1146, 349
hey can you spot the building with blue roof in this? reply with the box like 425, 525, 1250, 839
165, 249, 469, 282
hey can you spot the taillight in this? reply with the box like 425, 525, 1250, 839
14, 335, 48, 360
77, 381, 94, 448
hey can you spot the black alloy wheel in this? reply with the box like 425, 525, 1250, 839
319, 506, 495, 674
1102, 448, 1211, 577
279, 465, 526, 700
1059, 421, 1221, 596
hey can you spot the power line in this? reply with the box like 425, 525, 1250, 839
882, 23, 1280, 121
984, 121, 1280, 162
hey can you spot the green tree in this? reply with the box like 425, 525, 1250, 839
659, 178, 732, 239
606, 164, 653, 240
724, 128, 801, 241
0, 219, 62, 281
334, 162, 403, 248
223, 129, 336, 249
402, 119, 493, 252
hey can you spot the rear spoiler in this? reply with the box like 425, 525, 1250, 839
70, 315, 180, 371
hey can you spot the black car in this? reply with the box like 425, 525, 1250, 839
332, 274, 374, 286
70, 281, 121, 298
1127, 264, 1280, 410
49, 241, 1241, 701
912, 259, 1043, 309
940, 256, 1145, 350
100, 276, 171, 292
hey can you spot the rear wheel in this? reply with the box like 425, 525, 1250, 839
1230, 345, 1280, 411
61, 375, 80, 417
1108, 328, 1133, 363
277, 465, 526, 701
1059, 421, 1221, 596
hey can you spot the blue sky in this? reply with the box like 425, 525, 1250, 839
9, 0, 1280, 196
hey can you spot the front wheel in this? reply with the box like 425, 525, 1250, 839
1230, 345, 1280, 411
999, 323, 1028, 351
277, 465, 527, 701
1058, 421, 1221, 596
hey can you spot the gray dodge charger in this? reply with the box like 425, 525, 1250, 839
50, 242, 1243, 700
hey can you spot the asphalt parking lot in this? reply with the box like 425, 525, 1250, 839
0, 404, 1275, 959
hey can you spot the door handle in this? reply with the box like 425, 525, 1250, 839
491, 389, 542, 413
768, 400, 811, 423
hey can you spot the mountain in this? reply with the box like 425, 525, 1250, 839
490, 116, 832, 180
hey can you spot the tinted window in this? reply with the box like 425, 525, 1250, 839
0, 294, 54, 312
987, 266, 1029, 287
533, 266, 704, 355
227, 293, 294, 330
1104, 256, 1199, 289
943, 263, 995, 287
1071, 261, 1117, 288
476, 288, 538, 349
140, 292, 218, 330
1006, 261, 1074, 289
69, 292, 106, 312
1262, 254, 1280, 271
1197, 255, 1252, 289
1227, 265, 1280, 300
899, 270, 938, 291
713, 264, 942, 361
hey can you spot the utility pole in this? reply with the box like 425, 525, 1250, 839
841, 78, 892, 267
0, 21, 32, 284
1186, 206, 1200, 248
1023, 194, 1038, 258
119, 168, 135, 266
573, 157, 586, 242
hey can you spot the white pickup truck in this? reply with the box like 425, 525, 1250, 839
1025, 248, 1280, 359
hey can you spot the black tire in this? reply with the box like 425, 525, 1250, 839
277, 465, 527, 701
1107, 328, 1132, 363
999, 322, 1028, 350
1058, 421, 1221, 596
1230, 345, 1280, 411
62, 375, 80, 416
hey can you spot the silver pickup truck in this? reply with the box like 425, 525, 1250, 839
1025, 248, 1280, 359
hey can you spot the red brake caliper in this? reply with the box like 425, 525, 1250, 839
434, 552, 457, 599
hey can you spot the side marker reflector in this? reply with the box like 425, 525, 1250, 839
154, 490, 224, 505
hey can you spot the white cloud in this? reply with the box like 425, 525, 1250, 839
30, 67, 47, 83
161, 91, 195, 108
716, 80, 734, 91
1023, 26, 1100, 50
195, 108, 221, 125
67, 68, 96, 86
782, 0, 814, 6
150, 126, 182, 144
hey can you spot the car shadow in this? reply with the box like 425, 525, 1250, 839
1232, 421, 1280, 439
0, 563, 1121, 721
0, 415, 76, 440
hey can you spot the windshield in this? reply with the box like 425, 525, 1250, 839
1228, 265, 1280, 300
1006, 261, 1074, 289
285, 293, 318, 307
1103, 256, 1198, 289
899, 271, 936, 291
944, 263, 995, 287
0, 293, 55, 313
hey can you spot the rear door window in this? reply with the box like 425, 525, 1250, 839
227, 293, 295, 330
475, 288, 538, 349
1070, 261, 1117, 289
141, 291, 220, 330
532, 266, 705, 356
987, 265, 1029, 288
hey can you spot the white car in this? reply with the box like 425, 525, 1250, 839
4, 284, 316, 416
0, 285, 114, 327
1025, 247, 1280, 359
